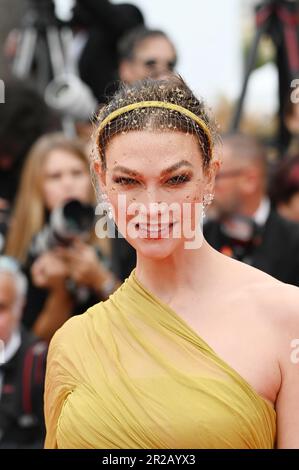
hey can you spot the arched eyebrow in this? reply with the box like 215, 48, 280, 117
113, 160, 193, 178
160, 160, 193, 177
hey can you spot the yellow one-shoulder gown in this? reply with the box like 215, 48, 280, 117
44, 270, 276, 449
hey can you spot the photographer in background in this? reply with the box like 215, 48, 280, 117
0, 256, 47, 448
71, 0, 144, 102
270, 154, 299, 223
204, 133, 299, 287
0, 81, 57, 254
0, 81, 57, 204
5, 133, 119, 342
118, 26, 177, 84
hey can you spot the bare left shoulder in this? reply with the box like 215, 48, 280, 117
226, 255, 299, 326
260, 280, 299, 448
230, 262, 299, 447
255, 278, 299, 332
245, 275, 299, 448
227, 256, 299, 349
244, 273, 299, 368
217, 253, 299, 338
269, 281, 299, 366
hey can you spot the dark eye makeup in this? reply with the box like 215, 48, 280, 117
113, 176, 139, 186
113, 172, 192, 187
165, 173, 192, 186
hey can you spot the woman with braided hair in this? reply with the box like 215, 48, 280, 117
44, 76, 299, 449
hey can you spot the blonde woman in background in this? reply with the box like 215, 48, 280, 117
5, 133, 119, 342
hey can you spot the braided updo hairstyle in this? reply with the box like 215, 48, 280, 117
92, 76, 218, 174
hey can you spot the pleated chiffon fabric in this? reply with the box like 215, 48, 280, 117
44, 270, 276, 449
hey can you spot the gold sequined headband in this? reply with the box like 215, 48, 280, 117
97, 101, 212, 155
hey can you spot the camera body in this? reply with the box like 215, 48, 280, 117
29, 199, 95, 259
45, 74, 98, 121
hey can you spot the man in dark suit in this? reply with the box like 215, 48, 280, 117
204, 133, 299, 286
72, 0, 144, 103
0, 257, 47, 448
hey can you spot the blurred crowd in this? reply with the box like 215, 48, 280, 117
0, 0, 299, 449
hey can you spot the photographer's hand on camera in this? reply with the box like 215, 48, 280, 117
56, 240, 120, 299
31, 249, 69, 290
29, 240, 119, 342
30, 250, 74, 342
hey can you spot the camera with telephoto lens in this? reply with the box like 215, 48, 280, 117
21, 0, 98, 121
44, 74, 98, 121
29, 199, 95, 259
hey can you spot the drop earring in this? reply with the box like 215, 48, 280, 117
202, 193, 214, 218
107, 204, 113, 220
101, 193, 113, 220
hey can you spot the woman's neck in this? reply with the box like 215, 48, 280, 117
135, 240, 219, 303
